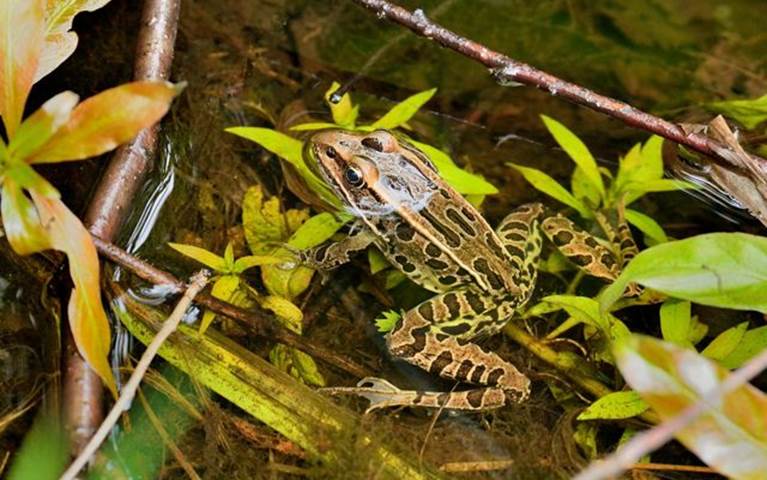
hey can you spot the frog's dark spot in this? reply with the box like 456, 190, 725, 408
571, 254, 593, 267
470, 365, 487, 384
502, 231, 526, 243
446, 208, 476, 236
620, 239, 635, 250
442, 323, 471, 336
553, 230, 575, 245
487, 368, 505, 386
396, 223, 415, 242
600, 254, 616, 269
426, 258, 449, 270
439, 188, 451, 199
435, 333, 449, 342
465, 291, 485, 313
425, 243, 441, 257
402, 263, 416, 273
429, 350, 454, 374
461, 207, 477, 222
439, 275, 457, 286
485, 232, 505, 258
443, 293, 460, 316
501, 220, 528, 232
456, 359, 474, 380
422, 210, 461, 248
313, 244, 330, 262
505, 245, 525, 258
473, 258, 504, 290
466, 389, 485, 408
418, 302, 434, 322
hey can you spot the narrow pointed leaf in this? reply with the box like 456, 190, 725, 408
0, 0, 45, 137
412, 141, 498, 195
720, 326, 767, 369
701, 322, 748, 361
289, 122, 339, 131
659, 299, 691, 346
32, 193, 116, 395
707, 94, 767, 130
541, 115, 604, 196
168, 242, 226, 272
509, 163, 591, 217
324, 82, 357, 128
615, 335, 767, 479
625, 208, 668, 244
600, 233, 767, 313
5, 162, 59, 197
371, 88, 437, 129
1, 180, 51, 254
287, 212, 351, 250
28, 81, 181, 163
10, 91, 78, 159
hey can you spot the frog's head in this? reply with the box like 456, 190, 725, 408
305, 129, 438, 217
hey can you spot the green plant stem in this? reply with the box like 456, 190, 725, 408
565, 270, 586, 295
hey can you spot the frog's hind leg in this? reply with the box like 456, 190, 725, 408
495, 202, 545, 296
379, 291, 531, 410
541, 214, 621, 281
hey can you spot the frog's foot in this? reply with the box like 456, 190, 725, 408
321, 377, 510, 413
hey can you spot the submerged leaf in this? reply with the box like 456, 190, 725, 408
600, 233, 767, 313
615, 335, 767, 479
0, 0, 45, 137
29, 81, 181, 163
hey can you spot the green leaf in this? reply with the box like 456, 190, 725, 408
625, 208, 668, 244
0, 0, 45, 138
541, 115, 604, 197
289, 122, 339, 131
168, 242, 226, 272
9, 90, 77, 159
242, 184, 288, 254
577, 391, 649, 420
324, 82, 357, 128
615, 137, 664, 195
615, 335, 767, 479
7, 413, 67, 480
720, 326, 767, 369
370, 88, 436, 130
600, 233, 767, 313
201, 275, 241, 334
412, 141, 498, 195
287, 212, 352, 250
701, 322, 748, 361
659, 299, 691, 346
1, 180, 50, 254
4, 161, 59, 197
261, 295, 303, 333
707, 94, 767, 130
509, 163, 591, 218
540, 295, 629, 343
28, 81, 181, 163
571, 166, 601, 208
368, 248, 390, 274
375, 310, 401, 333
232, 255, 285, 274
624, 179, 694, 205
223, 242, 235, 269
226, 127, 341, 209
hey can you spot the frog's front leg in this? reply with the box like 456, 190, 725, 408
380, 289, 531, 410
300, 227, 376, 270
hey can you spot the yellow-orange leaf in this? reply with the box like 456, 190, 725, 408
10, 91, 78, 159
0, 0, 46, 137
28, 81, 182, 164
35, 0, 111, 82
31, 192, 116, 396
1, 179, 51, 254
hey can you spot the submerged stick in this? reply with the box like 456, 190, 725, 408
350, 0, 767, 172
61, 271, 208, 480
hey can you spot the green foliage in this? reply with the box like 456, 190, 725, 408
6, 413, 67, 480
577, 391, 648, 421
227, 82, 497, 199
707, 94, 767, 130
600, 233, 767, 313
615, 335, 767, 478
375, 310, 402, 333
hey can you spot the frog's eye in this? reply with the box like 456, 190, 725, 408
361, 136, 384, 152
343, 165, 365, 187
325, 146, 340, 159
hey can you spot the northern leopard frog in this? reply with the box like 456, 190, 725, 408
302, 129, 637, 410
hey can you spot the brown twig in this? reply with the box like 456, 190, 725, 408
350, 0, 767, 172
64, 0, 181, 455
92, 237, 371, 379
61, 271, 209, 480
